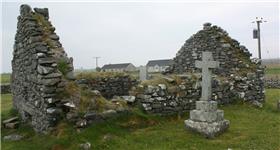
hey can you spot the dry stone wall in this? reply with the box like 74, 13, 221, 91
166, 23, 265, 105
136, 75, 200, 114
11, 4, 74, 132
136, 73, 264, 115
77, 75, 138, 99
264, 78, 280, 88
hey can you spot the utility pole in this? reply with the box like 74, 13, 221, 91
93, 57, 100, 69
252, 17, 266, 59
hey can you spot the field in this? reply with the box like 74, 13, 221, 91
0, 73, 11, 84
1, 89, 280, 150
264, 64, 280, 79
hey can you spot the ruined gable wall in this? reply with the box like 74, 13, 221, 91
11, 4, 74, 132
138, 23, 266, 115
167, 23, 265, 104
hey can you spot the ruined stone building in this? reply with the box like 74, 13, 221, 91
137, 23, 265, 115
10, 4, 265, 131
11, 4, 74, 132
168, 23, 265, 104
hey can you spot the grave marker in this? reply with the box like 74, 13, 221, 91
185, 51, 229, 138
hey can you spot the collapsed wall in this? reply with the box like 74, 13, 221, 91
11, 4, 74, 132
76, 73, 138, 99
167, 23, 265, 104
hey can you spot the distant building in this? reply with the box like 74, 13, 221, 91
146, 59, 174, 72
101, 63, 136, 72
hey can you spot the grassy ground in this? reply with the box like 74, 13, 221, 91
1, 89, 280, 150
264, 64, 280, 79
265, 67, 280, 75
0, 73, 11, 84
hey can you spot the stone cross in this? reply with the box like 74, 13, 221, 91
195, 52, 219, 101
185, 51, 229, 138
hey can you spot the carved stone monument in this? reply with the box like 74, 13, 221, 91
185, 51, 229, 138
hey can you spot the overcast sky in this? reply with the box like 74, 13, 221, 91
1, 1, 279, 73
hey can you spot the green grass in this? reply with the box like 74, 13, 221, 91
265, 67, 280, 75
1, 73, 11, 84
264, 65, 280, 79
1, 89, 280, 150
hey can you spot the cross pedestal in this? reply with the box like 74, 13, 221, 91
185, 52, 229, 138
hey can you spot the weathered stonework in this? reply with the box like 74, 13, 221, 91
264, 78, 280, 89
167, 23, 265, 105
137, 23, 266, 115
11, 4, 74, 132
77, 74, 138, 99
136, 75, 200, 114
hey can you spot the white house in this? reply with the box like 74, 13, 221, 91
146, 59, 174, 73
101, 63, 137, 72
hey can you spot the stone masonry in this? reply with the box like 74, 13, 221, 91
136, 23, 267, 114
167, 23, 265, 105
11, 4, 74, 132
77, 74, 138, 99
185, 52, 229, 138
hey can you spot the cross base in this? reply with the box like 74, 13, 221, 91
185, 100, 229, 138
184, 119, 229, 139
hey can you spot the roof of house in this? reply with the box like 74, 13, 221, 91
101, 63, 133, 69
146, 59, 174, 67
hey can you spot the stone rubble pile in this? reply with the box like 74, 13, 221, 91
11, 4, 74, 132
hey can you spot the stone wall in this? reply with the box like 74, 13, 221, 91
1, 84, 11, 94
166, 23, 265, 105
264, 78, 280, 88
136, 75, 199, 114
136, 73, 264, 115
77, 74, 138, 99
11, 4, 74, 132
